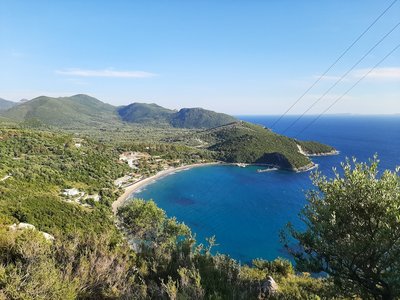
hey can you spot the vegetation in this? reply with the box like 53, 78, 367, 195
118, 103, 237, 128
0, 197, 332, 300
118, 103, 175, 125
286, 157, 400, 300
0, 94, 121, 129
170, 107, 237, 129
116, 199, 332, 299
0, 94, 336, 171
296, 140, 336, 155
171, 121, 334, 170
0, 126, 337, 299
0, 124, 398, 299
1, 95, 237, 130
8, 106, 400, 300
0, 128, 130, 234
0, 126, 216, 234
0, 226, 141, 299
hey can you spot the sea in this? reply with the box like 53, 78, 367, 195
132, 115, 400, 263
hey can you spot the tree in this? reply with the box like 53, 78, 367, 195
286, 157, 400, 299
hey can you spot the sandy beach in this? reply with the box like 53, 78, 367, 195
111, 157, 325, 214
112, 162, 220, 214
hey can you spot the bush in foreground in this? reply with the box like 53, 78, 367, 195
287, 157, 400, 300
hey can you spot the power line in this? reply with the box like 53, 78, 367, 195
270, 0, 399, 129
296, 42, 400, 136
281, 20, 400, 134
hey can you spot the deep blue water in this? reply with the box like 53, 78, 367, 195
132, 116, 400, 263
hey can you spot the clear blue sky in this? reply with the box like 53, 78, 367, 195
1, 0, 399, 114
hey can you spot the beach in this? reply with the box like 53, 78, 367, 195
112, 162, 220, 214
112, 159, 320, 214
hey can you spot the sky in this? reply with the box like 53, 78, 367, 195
0, 0, 399, 115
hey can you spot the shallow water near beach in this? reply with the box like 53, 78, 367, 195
132, 116, 400, 263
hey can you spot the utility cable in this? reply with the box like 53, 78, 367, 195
270, 0, 399, 129
281, 20, 400, 134
296, 42, 400, 136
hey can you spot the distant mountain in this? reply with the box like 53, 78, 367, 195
1, 95, 237, 129
0, 98, 17, 110
118, 103, 237, 128
172, 121, 336, 171
118, 103, 175, 125
1, 94, 121, 128
170, 107, 237, 129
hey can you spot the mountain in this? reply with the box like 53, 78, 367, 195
0, 98, 17, 110
172, 121, 336, 171
1, 95, 237, 130
0, 94, 121, 128
118, 103, 237, 128
118, 103, 175, 125
170, 107, 237, 128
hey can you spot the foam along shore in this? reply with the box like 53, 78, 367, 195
112, 162, 221, 214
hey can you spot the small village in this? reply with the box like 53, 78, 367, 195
114, 151, 196, 188
61, 150, 192, 207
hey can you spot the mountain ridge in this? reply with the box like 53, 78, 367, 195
1, 94, 237, 129
117, 103, 237, 128
117, 102, 175, 125
0, 94, 120, 128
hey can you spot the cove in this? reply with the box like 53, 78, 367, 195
132, 115, 400, 263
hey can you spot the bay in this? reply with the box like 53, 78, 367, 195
132, 115, 400, 263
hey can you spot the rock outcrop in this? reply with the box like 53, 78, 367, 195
9, 222, 55, 241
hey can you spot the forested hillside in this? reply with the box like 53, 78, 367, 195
0, 126, 396, 299
0, 94, 121, 128
0, 127, 333, 299
1, 94, 237, 129
168, 121, 336, 171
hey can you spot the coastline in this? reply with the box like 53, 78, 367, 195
112, 152, 336, 214
297, 144, 339, 157
294, 162, 318, 173
306, 150, 339, 157
112, 162, 220, 214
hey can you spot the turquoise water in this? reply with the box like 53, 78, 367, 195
132, 116, 400, 263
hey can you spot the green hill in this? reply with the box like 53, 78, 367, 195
118, 103, 237, 128
0, 98, 17, 110
2, 96, 237, 130
117, 102, 175, 125
170, 107, 237, 128
1, 94, 122, 128
180, 121, 336, 171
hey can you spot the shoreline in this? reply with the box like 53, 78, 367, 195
112, 162, 221, 214
112, 153, 337, 214
297, 144, 339, 157
306, 150, 340, 157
